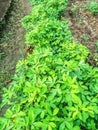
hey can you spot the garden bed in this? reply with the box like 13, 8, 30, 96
0, 0, 98, 130
64, 0, 98, 66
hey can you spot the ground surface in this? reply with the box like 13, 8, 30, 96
0, 0, 32, 87
0, 0, 32, 107
0, 0, 11, 21
64, 0, 98, 66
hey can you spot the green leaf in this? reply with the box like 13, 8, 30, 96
28, 108, 35, 122
82, 112, 89, 122
34, 108, 42, 115
34, 122, 43, 127
73, 126, 80, 130
4, 109, 13, 118
65, 121, 73, 129
17, 111, 26, 117
72, 111, 78, 119
59, 122, 66, 130
48, 125, 52, 130
78, 112, 82, 120
53, 108, 59, 116
49, 122, 56, 128
0, 117, 8, 130
40, 111, 45, 119
72, 94, 82, 106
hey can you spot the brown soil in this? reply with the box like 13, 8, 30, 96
64, 0, 98, 66
0, 0, 32, 102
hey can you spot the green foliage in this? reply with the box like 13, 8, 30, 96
23, 0, 68, 28
30, 0, 68, 8
85, 1, 98, 14
24, 18, 73, 45
0, 43, 98, 129
0, 0, 98, 130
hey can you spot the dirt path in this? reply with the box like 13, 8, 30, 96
64, 0, 98, 66
0, 0, 32, 100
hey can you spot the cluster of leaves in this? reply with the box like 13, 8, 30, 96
0, 0, 98, 130
24, 19, 73, 45
30, 0, 68, 8
23, 0, 68, 27
85, 1, 98, 14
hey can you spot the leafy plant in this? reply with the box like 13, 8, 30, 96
24, 18, 73, 45
23, 0, 68, 29
0, 43, 98, 129
85, 1, 98, 14
0, 0, 98, 130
